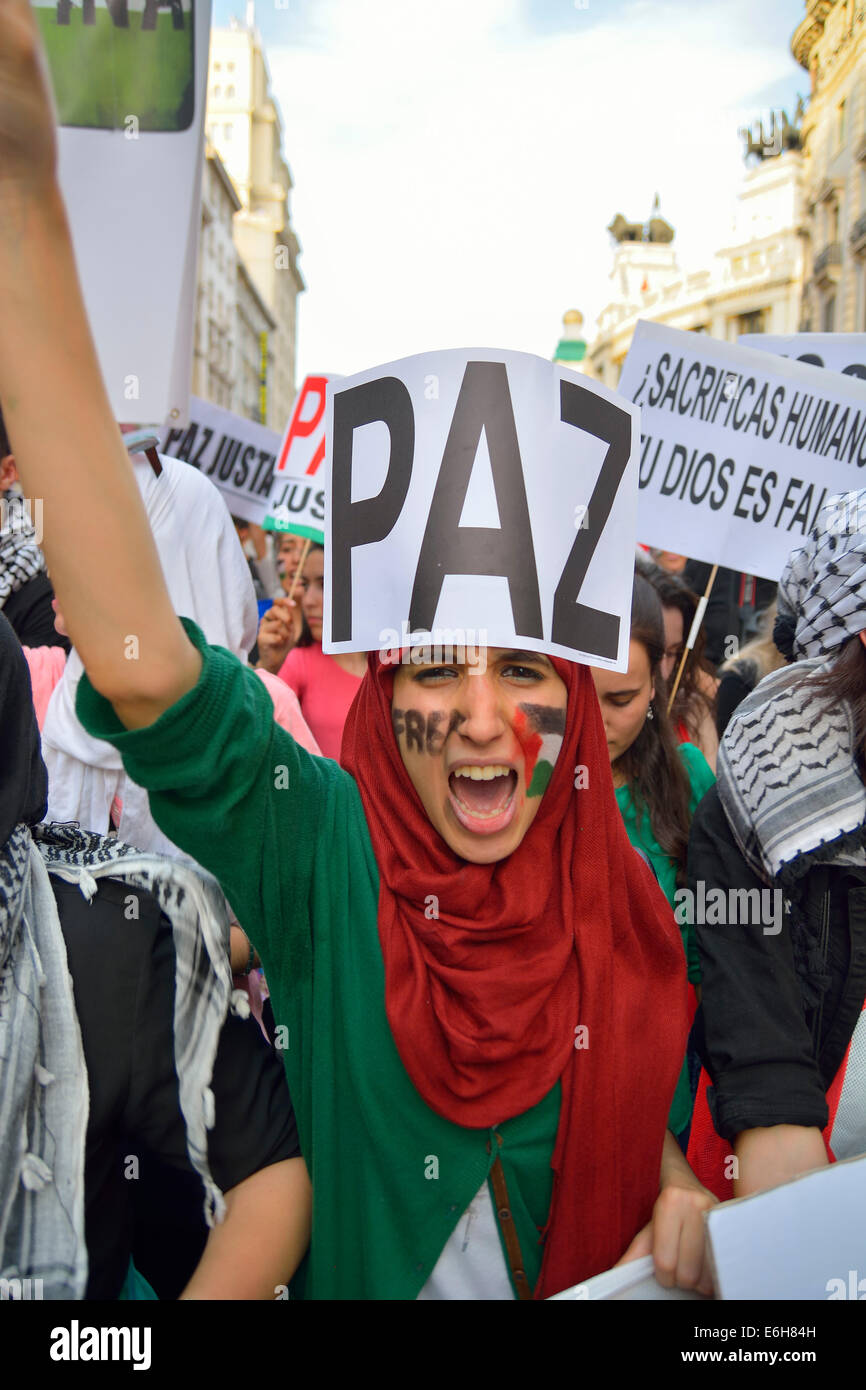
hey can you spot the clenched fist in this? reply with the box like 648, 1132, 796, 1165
256, 595, 303, 674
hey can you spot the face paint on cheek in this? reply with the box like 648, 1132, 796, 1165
512, 707, 543, 793
516, 703, 566, 797
392, 706, 467, 755
426, 710, 445, 754
404, 709, 425, 754
392, 707, 452, 755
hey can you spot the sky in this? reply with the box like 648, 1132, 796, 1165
213, 0, 807, 384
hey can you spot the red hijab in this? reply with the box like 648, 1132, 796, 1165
341, 652, 687, 1299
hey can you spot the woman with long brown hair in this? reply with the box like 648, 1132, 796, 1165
592, 572, 716, 1146
640, 561, 720, 771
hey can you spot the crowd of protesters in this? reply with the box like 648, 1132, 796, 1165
1, 0, 864, 1304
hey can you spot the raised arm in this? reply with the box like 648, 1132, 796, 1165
0, 1, 199, 727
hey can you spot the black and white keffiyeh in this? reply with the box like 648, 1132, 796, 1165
719, 492, 866, 1002
775, 489, 866, 662
0, 823, 237, 1300
0, 821, 88, 1300
0, 613, 236, 1300
0, 491, 45, 608
719, 659, 866, 887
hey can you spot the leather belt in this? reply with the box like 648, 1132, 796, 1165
488, 1136, 533, 1301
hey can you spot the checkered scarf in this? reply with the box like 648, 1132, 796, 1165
0, 492, 45, 608
720, 493, 866, 1004
0, 822, 234, 1300
776, 490, 866, 661
719, 659, 866, 884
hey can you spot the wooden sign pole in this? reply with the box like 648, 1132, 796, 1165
286, 536, 312, 603
667, 563, 719, 713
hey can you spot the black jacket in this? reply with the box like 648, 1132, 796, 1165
3, 571, 70, 650
688, 785, 866, 1142
55, 873, 300, 1299
715, 664, 757, 740
682, 562, 739, 670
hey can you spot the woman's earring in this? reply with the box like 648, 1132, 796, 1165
646, 703, 655, 721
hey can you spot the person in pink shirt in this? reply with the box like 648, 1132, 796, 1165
257, 543, 366, 761
22, 640, 67, 729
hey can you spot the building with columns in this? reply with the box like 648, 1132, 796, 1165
203, 2, 304, 431
792, 0, 866, 332
582, 152, 806, 390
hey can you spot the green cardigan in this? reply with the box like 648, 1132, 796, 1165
614, 741, 716, 985
614, 741, 716, 1137
78, 621, 557, 1299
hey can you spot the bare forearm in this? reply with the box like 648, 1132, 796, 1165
256, 649, 287, 675
180, 1158, 311, 1300
659, 1129, 703, 1191
616, 1132, 716, 1293
0, 185, 198, 724
733, 1125, 828, 1198
229, 925, 259, 974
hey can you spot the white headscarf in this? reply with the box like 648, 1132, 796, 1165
42, 454, 259, 859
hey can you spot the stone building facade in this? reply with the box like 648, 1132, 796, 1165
584, 154, 805, 390
204, 5, 304, 430
793, 0, 866, 332
192, 145, 276, 420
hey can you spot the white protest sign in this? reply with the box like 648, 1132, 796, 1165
618, 321, 866, 582
35, 0, 209, 424
322, 348, 640, 669
159, 396, 281, 524
548, 1255, 706, 1301
740, 332, 866, 381
263, 374, 340, 542
264, 483, 326, 544
275, 373, 339, 478
706, 1151, 866, 1300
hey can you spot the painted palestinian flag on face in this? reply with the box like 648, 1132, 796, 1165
514, 704, 566, 798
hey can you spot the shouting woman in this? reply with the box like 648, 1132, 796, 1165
0, 1, 714, 1300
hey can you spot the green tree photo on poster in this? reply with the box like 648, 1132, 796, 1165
34, 1, 194, 132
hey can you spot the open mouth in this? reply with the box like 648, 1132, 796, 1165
447, 764, 518, 835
